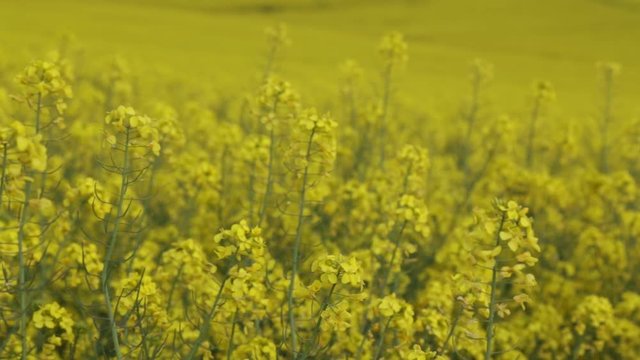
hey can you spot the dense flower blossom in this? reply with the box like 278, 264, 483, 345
0, 24, 637, 360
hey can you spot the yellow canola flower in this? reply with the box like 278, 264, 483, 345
32, 302, 75, 342
105, 105, 161, 157
320, 302, 352, 332
379, 293, 403, 317
379, 31, 408, 67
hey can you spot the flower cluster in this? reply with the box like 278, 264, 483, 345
104, 105, 161, 157
213, 219, 265, 259
379, 31, 408, 68
31, 302, 75, 357
311, 253, 364, 288
0, 121, 47, 172
15, 60, 72, 127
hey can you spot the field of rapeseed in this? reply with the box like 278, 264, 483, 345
0, 0, 639, 359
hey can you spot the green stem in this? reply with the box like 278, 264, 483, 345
372, 316, 393, 360
185, 274, 229, 360
377, 63, 393, 170
126, 155, 160, 275
287, 127, 316, 357
378, 221, 407, 296
0, 144, 8, 207
525, 96, 541, 168
258, 128, 276, 227
569, 331, 584, 360
15, 92, 43, 360
100, 128, 131, 360
226, 308, 239, 360
263, 43, 278, 82
34, 93, 42, 134
485, 212, 506, 360
218, 145, 229, 225
599, 68, 614, 173
300, 279, 338, 359
247, 159, 257, 226
460, 73, 480, 174
438, 303, 462, 356
165, 264, 184, 312
16, 179, 32, 360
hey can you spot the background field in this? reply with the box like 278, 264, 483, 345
2, 0, 639, 117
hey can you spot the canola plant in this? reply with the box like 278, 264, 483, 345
0, 23, 639, 360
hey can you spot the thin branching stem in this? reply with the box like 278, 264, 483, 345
0, 144, 8, 207
258, 128, 276, 227
185, 274, 230, 360
485, 212, 506, 360
16, 178, 32, 360
525, 95, 541, 168
378, 221, 407, 296
287, 126, 316, 357
16, 92, 43, 360
263, 43, 278, 82
438, 303, 463, 356
100, 127, 131, 360
460, 71, 481, 174
377, 63, 393, 170
300, 278, 339, 359
372, 316, 393, 360
598, 68, 614, 173
226, 308, 239, 360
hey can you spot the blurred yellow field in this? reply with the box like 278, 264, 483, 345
0, 0, 639, 359
2, 0, 639, 113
